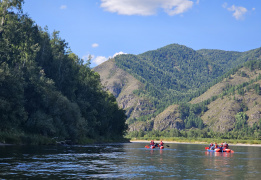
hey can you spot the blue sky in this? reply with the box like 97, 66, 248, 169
23, 0, 261, 67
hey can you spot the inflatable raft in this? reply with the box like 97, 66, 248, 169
205, 147, 234, 153
145, 145, 164, 149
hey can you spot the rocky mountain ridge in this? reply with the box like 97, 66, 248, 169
93, 44, 261, 133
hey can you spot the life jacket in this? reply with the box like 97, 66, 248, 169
160, 141, 164, 146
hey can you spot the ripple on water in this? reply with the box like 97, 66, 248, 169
1, 143, 261, 179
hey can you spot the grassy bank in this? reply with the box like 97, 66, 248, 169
130, 137, 261, 145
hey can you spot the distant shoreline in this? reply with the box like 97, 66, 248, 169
0, 143, 14, 146
2, 141, 261, 147
130, 140, 261, 147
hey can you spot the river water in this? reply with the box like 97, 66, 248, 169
0, 142, 261, 179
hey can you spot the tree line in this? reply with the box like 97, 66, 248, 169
0, 0, 127, 144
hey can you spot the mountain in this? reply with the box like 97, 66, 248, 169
113, 44, 224, 103
93, 59, 149, 123
191, 65, 261, 132
94, 44, 261, 136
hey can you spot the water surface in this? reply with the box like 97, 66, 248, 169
0, 143, 260, 179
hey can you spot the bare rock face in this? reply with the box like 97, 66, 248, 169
153, 105, 183, 131
201, 97, 241, 132
244, 89, 261, 126
194, 69, 261, 132
128, 105, 183, 132
128, 121, 153, 132
201, 90, 261, 132
93, 59, 155, 121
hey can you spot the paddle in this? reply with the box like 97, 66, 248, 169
205, 147, 209, 150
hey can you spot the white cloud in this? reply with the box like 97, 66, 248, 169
93, 56, 108, 65
113, 51, 127, 57
226, 5, 247, 20
92, 43, 99, 48
60, 5, 67, 10
87, 51, 127, 66
100, 0, 194, 16
252, 7, 255, 11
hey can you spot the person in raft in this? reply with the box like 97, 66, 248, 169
159, 140, 164, 147
223, 142, 229, 149
210, 143, 215, 150
150, 140, 155, 147
219, 143, 224, 151
210, 142, 218, 150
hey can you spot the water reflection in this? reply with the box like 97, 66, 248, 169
205, 151, 234, 157
0, 143, 261, 179
203, 150, 234, 178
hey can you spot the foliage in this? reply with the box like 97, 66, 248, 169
127, 121, 261, 140
124, 49, 261, 139
114, 44, 224, 108
114, 43, 261, 126
0, 1, 127, 144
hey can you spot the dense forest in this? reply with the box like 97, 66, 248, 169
114, 44, 222, 106
0, 0, 127, 144
115, 44, 261, 108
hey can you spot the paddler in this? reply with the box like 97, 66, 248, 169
159, 140, 164, 147
219, 143, 224, 151
224, 142, 229, 149
215, 142, 218, 148
150, 140, 155, 147
209, 142, 213, 149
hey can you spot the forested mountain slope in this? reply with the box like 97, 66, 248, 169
95, 43, 261, 139
192, 62, 261, 133
197, 47, 261, 72
93, 59, 155, 124
114, 44, 224, 105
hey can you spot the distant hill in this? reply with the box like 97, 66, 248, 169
94, 44, 261, 137
113, 44, 224, 103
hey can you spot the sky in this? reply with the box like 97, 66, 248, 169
22, 0, 261, 68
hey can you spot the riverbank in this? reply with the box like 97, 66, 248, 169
0, 143, 13, 146
130, 139, 261, 147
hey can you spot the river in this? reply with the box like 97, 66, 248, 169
0, 142, 261, 179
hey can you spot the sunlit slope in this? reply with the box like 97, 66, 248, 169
114, 44, 225, 104
191, 66, 261, 132
93, 59, 156, 122
94, 44, 261, 133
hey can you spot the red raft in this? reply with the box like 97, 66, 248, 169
205, 147, 234, 153
145, 145, 164, 149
